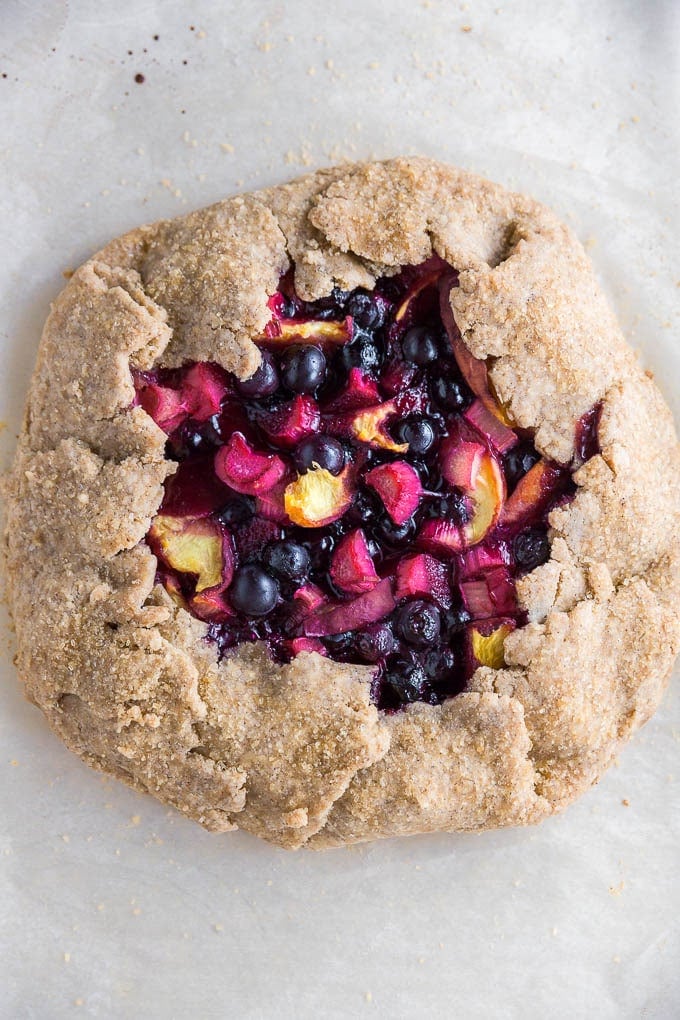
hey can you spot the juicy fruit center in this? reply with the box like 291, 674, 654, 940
135, 258, 593, 711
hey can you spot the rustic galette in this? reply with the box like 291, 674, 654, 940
5, 158, 679, 847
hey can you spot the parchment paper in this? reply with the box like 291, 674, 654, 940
1, 2, 678, 1017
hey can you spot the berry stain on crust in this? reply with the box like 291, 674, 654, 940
134, 259, 593, 711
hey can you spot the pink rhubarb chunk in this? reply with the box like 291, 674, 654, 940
214, 432, 288, 496
304, 578, 396, 637
395, 553, 452, 608
365, 461, 423, 525
330, 529, 380, 595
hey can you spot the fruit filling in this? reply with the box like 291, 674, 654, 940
134, 257, 596, 710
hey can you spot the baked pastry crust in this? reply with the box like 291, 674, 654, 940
4, 158, 679, 848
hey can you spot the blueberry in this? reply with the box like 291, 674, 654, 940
237, 350, 279, 398
384, 657, 430, 703
305, 532, 335, 571
425, 492, 469, 523
402, 326, 439, 365
263, 540, 311, 583
395, 599, 441, 647
323, 631, 354, 655
394, 416, 437, 455
355, 625, 395, 663
216, 495, 255, 527
294, 434, 345, 476
376, 513, 417, 549
442, 607, 471, 635
513, 528, 550, 571
423, 647, 456, 681
280, 345, 327, 394
229, 564, 279, 616
340, 337, 383, 375
503, 442, 541, 490
431, 373, 469, 412
346, 292, 386, 330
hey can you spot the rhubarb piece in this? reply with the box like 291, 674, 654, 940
330, 529, 379, 595
467, 618, 516, 670
458, 542, 510, 580
286, 637, 327, 657
463, 399, 518, 454
258, 395, 321, 449
214, 432, 288, 496
262, 316, 354, 346
304, 577, 396, 637
323, 369, 380, 413
149, 515, 233, 593
181, 362, 230, 421
284, 465, 354, 527
500, 458, 569, 530
365, 461, 422, 525
460, 567, 516, 620
255, 480, 290, 523
395, 553, 452, 608
137, 380, 187, 433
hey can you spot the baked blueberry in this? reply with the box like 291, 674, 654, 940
395, 600, 441, 647
229, 564, 279, 616
237, 350, 279, 398
402, 326, 439, 365
294, 434, 345, 476
263, 540, 311, 583
281, 345, 327, 393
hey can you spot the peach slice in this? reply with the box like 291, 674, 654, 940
350, 401, 408, 453
468, 619, 516, 670
261, 316, 354, 346
460, 567, 516, 620
284, 465, 354, 527
393, 256, 447, 324
149, 515, 233, 593
436, 439, 506, 549
190, 587, 235, 623
438, 275, 513, 426
500, 458, 569, 530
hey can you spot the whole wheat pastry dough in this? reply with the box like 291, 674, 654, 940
4, 158, 679, 848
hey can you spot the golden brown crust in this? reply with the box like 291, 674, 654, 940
4, 157, 679, 848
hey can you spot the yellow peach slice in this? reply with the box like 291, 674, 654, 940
149, 515, 226, 592
471, 623, 514, 669
284, 466, 354, 527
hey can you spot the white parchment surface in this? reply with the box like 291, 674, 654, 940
1, 2, 679, 1017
